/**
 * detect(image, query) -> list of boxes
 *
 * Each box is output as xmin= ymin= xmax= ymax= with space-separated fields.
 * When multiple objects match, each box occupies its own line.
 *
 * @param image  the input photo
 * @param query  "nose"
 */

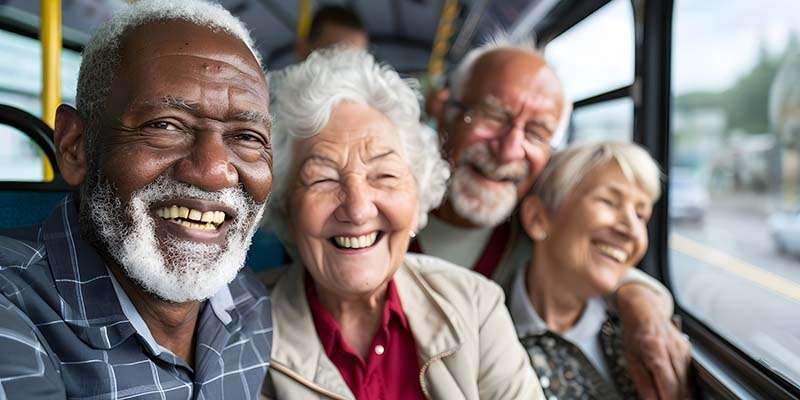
xmin=334 ymin=178 xmax=378 ymax=226
xmin=613 ymin=205 xmax=639 ymax=236
xmin=493 ymin=125 xmax=526 ymax=164
xmin=174 ymin=132 xmax=238 ymax=192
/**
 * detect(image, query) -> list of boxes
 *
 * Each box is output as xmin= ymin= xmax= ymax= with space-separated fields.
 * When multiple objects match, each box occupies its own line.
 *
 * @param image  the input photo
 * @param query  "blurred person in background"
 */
xmin=424 ymin=33 xmax=692 ymax=399
xmin=296 ymin=5 xmax=369 ymax=61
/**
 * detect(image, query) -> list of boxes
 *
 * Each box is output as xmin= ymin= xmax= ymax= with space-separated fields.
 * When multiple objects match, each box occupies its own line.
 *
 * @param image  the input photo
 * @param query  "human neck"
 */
xmin=526 ymin=247 xmax=588 ymax=334
xmin=108 ymin=263 xmax=201 ymax=366
xmin=432 ymin=200 xmax=484 ymax=229
xmin=315 ymin=281 xmax=388 ymax=360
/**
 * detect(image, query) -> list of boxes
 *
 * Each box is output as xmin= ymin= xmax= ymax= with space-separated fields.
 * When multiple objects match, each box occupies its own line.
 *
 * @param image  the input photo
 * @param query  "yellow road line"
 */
xmin=670 ymin=233 xmax=800 ymax=302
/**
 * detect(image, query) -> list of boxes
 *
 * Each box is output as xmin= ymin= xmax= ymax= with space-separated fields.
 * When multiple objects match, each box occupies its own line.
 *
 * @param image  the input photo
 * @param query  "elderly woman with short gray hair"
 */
xmin=511 ymin=141 xmax=691 ymax=399
xmin=261 ymin=49 xmax=543 ymax=400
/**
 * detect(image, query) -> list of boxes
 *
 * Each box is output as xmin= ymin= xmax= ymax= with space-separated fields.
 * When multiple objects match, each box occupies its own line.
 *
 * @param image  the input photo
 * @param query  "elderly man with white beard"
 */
xmin=0 ymin=1 xmax=273 ymax=399
xmin=422 ymin=34 xmax=692 ymax=400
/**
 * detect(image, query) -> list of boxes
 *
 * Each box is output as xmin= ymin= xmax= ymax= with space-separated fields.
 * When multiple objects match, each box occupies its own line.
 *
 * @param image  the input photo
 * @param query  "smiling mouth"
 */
xmin=155 ymin=205 xmax=227 ymax=231
xmin=329 ymin=231 xmax=383 ymax=250
xmin=594 ymin=242 xmax=629 ymax=263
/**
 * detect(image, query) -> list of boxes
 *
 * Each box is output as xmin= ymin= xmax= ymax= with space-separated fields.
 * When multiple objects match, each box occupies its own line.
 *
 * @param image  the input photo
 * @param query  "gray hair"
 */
xmin=267 ymin=49 xmax=451 ymax=249
xmin=76 ymin=0 xmax=262 ymax=154
xmin=533 ymin=140 xmax=662 ymax=212
xmin=447 ymin=31 xmax=572 ymax=147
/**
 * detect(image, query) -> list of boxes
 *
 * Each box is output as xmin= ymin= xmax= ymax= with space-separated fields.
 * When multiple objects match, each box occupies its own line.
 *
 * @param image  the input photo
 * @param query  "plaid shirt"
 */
xmin=0 ymin=195 xmax=272 ymax=399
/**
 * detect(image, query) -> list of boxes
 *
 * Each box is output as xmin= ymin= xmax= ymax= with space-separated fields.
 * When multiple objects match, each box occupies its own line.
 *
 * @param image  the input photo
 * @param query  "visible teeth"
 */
xmin=188 ymin=209 xmax=202 ymax=221
xmin=201 ymin=211 xmax=215 ymax=222
xmin=155 ymin=205 xmax=227 ymax=228
xmin=333 ymin=232 xmax=378 ymax=249
xmin=596 ymin=244 xmax=627 ymax=263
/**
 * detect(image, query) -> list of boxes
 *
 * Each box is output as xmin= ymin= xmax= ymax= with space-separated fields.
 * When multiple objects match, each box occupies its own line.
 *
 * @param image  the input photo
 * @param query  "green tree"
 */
xmin=722 ymin=42 xmax=780 ymax=134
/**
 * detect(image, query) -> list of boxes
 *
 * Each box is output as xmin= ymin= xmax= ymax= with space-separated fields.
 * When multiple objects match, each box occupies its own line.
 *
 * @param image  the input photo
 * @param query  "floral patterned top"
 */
xmin=509 ymin=268 xmax=639 ymax=400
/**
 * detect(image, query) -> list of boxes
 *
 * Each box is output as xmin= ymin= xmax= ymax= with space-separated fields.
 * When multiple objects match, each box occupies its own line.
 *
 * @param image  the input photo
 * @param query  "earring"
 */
xmin=463 ymin=115 xmax=472 ymax=124
xmin=410 ymin=231 xmax=417 ymax=239
xmin=534 ymin=231 xmax=548 ymax=241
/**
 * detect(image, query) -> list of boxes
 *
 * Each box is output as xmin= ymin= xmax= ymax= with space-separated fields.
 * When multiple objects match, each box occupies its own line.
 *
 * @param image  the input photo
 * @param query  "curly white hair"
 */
xmin=76 ymin=0 xmax=262 ymax=153
xmin=267 ymin=49 xmax=451 ymax=250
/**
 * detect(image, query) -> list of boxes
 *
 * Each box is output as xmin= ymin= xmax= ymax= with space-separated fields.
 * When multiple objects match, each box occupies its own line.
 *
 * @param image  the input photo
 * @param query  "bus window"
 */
xmin=545 ymin=0 xmax=634 ymax=102
xmin=570 ymin=97 xmax=633 ymax=143
xmin=544 ymin=0 xmax=634 ymax=143
xmin=670 ymin=0 xmax=800 ymax=385
xmin=0 ymin=29 xmax=80 ymax=181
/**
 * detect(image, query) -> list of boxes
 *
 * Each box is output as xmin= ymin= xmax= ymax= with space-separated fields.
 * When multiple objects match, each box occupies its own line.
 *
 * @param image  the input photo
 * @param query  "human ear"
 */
xmin=53 ymin=104 xmax=88 ymax=187
xmin=520 ymin=194 xmax=550 ymax=241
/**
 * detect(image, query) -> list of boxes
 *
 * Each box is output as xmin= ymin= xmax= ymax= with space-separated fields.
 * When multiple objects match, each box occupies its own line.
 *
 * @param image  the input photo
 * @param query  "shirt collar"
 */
xmin=304 ymin=272 xmax=410 ymax=360
xmin=509 ymin=265 xmax=608 ymax=344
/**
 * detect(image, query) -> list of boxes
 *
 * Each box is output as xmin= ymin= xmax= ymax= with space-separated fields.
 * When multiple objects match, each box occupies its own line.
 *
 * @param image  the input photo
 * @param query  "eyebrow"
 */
xmin=140 ymin=96 xmax=272 ymax=128
xmin=303 ymin=154 xmax=339 ymax=167
xmin=232 ymin=110 xmax=273 ymax=129
xmin=368 ymin=150 xmax=398 ymax=162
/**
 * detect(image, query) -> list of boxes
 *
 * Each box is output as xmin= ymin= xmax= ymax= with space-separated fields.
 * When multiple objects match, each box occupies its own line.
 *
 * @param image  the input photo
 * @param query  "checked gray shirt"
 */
xmin=0 ymin=196 xmax=273 ymax=399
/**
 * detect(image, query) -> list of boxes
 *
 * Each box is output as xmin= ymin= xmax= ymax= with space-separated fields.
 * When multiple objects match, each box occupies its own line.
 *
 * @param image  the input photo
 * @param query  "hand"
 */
xmin=616 ymin=284 xmax=693 ymax=400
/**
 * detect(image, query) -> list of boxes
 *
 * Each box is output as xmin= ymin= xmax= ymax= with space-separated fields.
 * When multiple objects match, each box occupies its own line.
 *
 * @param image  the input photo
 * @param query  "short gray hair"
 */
xmin=533 ymin=140 xmax=662 ymax=212
xmin=267 ymin=49 xmax=450 ymax=249
xmin=76 ymin=0 xmax=262 ymax=154
xmin=447 ymin=31 xmax=572 ymax=147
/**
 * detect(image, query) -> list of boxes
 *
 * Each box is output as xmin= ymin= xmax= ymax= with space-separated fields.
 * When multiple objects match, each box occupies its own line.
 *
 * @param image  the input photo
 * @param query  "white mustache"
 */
xmin=460 ymin=143 xmax=529 ymax=182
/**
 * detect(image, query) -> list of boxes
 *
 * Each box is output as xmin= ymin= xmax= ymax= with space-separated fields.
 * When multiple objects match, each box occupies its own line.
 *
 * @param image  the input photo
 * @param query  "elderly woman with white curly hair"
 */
xmin=260 ymin=49 xmax=544 ymax=400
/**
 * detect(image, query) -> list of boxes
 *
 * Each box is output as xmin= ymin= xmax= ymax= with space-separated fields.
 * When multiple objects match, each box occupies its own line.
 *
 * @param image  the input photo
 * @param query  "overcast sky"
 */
xmin=543 ymin=0 xmax=800 ymax=101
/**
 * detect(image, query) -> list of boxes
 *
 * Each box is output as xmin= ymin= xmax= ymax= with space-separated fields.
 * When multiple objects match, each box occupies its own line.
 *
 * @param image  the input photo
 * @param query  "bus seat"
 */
xmin=246 ymin=227 xmax=288 ymax=272
xmin=0 ymin=104 xmax=72 ymax=230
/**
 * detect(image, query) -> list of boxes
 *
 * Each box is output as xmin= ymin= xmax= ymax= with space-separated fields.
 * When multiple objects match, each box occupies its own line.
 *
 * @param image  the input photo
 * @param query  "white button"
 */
xmin=540 ymin=376 xmax=550 ymax=388
xmin=375 ymin=345 xmax=385 ymax=355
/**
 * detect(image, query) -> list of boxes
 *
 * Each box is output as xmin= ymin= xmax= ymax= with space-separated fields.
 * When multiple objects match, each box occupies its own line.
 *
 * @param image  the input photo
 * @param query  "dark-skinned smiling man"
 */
xmin=0 ymin=1 xmax=273 ymax=398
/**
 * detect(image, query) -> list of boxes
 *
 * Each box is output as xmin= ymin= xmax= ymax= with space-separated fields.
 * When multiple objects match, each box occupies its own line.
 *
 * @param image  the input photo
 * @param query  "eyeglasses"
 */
xmin=447 ymin=99 xmax=556 ymax=152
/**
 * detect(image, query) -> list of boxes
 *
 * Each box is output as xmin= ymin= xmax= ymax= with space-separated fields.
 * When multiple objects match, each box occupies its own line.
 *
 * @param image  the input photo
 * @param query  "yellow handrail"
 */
xmin=427 ymin=0 xmax=460 ymax=84
xmin=297 ymin=0 xmax=311 ymax=39
xmin=40 ymin=0 xmax=61 ymax=182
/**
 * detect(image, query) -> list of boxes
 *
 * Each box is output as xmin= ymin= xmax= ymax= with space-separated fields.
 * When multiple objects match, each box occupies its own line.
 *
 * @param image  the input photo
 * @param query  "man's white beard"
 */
xmin=87 ymin=175 xmax=265 ymax=303
xmin=449 ymin=143 xmax=529 ymax=227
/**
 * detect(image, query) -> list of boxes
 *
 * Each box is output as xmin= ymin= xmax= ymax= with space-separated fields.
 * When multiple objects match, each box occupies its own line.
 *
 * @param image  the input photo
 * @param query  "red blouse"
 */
xmin=305 ymin=275 xmax=425 ymax=400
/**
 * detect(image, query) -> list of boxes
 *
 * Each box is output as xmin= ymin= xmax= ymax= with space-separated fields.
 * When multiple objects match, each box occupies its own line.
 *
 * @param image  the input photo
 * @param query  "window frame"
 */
xmin=536 ymin=0 xmax=800 ymax=397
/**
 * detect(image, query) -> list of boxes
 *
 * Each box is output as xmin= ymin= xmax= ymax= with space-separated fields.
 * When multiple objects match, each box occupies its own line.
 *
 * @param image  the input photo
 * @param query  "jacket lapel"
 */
xmin=270 ymin=264 xmax=354 ymax=399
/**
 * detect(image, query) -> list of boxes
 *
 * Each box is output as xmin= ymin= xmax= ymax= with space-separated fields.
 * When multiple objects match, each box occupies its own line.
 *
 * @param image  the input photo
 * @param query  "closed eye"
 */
xmin=312 ymin=178 xmax=337 ymax=185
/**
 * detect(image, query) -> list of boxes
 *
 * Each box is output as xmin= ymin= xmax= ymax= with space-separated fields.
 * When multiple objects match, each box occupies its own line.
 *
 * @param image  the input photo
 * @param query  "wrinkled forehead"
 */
xmin=464 ymin=50 xmax=564 ymax=113
xmin=295 ymin=103 xmax=406 ymax=164
xmin=118 ymin=20 xmax=265 ymax=85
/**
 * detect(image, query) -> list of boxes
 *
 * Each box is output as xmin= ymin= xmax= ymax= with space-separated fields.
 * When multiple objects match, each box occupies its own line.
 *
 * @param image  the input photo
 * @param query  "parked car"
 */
xmin=669 ymin=168 xmax=710 ymax=224
xmin=768 ymin=209 xmax=800 ymax=255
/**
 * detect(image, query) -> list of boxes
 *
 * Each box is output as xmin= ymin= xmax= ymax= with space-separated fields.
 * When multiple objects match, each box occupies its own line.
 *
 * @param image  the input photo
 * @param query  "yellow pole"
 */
xmin=40 ymin=0 xmax=60 ymax=181
xmin=427 ymin=0 xmax=460 ymax=84
xmin=297 ymin=0 xmax=311 ymax=39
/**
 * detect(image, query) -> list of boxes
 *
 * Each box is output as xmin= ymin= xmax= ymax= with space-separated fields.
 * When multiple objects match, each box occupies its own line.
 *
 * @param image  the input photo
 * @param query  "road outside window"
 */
xmin=670 ymin=0 xmax=800 ymax=385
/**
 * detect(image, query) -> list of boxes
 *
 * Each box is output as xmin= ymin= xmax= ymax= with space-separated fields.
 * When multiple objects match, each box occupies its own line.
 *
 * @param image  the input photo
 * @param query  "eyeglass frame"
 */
xmin=445 ymin=98 xmax=557 ymax=153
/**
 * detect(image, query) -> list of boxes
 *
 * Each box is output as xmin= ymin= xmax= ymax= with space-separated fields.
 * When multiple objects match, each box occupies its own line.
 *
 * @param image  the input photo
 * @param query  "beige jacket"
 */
xmin=262 ymin=253 xmax=544 ymax=400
